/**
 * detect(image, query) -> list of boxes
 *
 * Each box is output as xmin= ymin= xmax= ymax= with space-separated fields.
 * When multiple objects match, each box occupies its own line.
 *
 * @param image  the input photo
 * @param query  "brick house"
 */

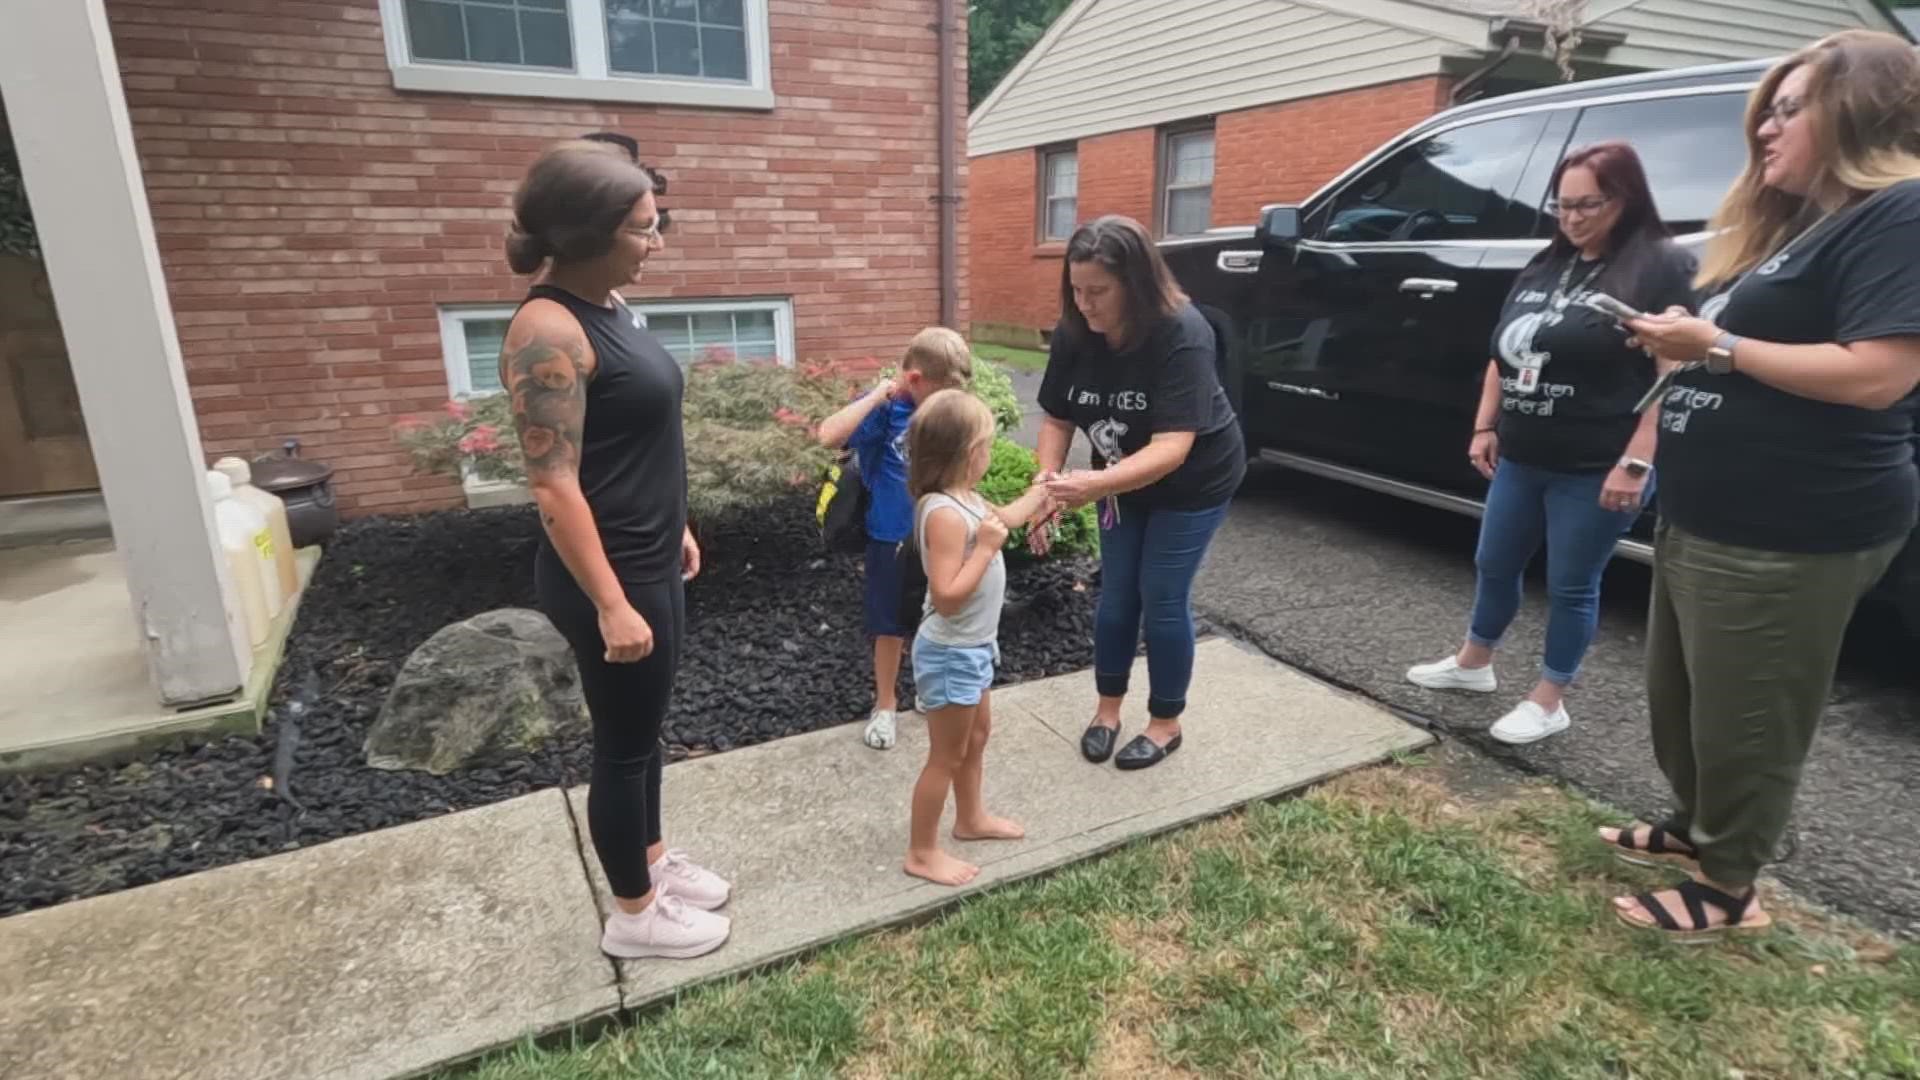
xmin=967 ymin=0 xmax=1910 ymax=344
xmin=0 ymin=0 xmax=966 ymax=758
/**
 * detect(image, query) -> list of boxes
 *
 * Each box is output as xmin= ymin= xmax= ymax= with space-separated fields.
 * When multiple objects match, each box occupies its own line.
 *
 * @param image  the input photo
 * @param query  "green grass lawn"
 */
xmin=974 ymin=343 xmax=1048 ymax=375
xmin=450 ymin=761 xmax=1919 ymax=1080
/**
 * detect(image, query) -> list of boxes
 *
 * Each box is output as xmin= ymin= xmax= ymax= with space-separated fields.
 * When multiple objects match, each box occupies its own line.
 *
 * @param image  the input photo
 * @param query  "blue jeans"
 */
xmin=1469 ymin=458 xmax=1651 ymax=686
xmin=1095 ymin=500 xmax=1232 ymax=719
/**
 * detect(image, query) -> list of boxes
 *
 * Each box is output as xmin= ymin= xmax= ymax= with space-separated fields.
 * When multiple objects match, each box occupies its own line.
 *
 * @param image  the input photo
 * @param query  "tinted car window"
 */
xmin=1565 ymin=92 xmax=1750 ymax=232
xmin=1318 ymin=115 xmax=1547 ymax=243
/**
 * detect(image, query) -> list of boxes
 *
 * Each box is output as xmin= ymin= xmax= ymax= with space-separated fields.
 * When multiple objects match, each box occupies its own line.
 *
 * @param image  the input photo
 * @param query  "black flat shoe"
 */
xmin=1081 ymin=721 xmax=1120 ymax=764
xmin=1115 ymin=732 xmax=1182 ymax=771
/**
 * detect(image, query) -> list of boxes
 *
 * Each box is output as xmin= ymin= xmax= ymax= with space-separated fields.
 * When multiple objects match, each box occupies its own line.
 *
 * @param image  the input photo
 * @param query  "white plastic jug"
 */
xmin=208 ymin=470 xmax=274 ymax=647
xmin=214 ymin=456 xmax=298 ymax=603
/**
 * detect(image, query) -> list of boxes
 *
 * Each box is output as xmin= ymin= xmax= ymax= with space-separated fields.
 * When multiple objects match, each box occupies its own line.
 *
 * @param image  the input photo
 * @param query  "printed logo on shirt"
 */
xmin=1756 ymin=252 xmax=1793 ymax=277
xmin=891 ymin=428 xmax=910 ymax=466
xmin=1495 ymin=312 xmax=1577 ymax=409
xmin=1700 ymin=292 xmax=1732 ymax=322
xmin=1088 ymin=418 xmax=1130 ymax=466
xmin=1660 ymin=384 xmax=1725 ymax=435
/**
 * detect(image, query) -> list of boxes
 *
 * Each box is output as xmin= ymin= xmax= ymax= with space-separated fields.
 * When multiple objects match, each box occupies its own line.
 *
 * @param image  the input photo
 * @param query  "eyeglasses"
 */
xmin=1758 ymin=95 xmax=1807 ymax=128
xmin=1546 ymin=195 xmax=1613 ymax=219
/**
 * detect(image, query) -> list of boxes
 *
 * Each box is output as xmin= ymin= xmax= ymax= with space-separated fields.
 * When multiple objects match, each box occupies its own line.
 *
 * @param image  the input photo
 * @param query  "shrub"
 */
xmin=976 ymin=437 xmax=1099 ymax=561
xmin=398 ymin=360 xmax=840 ymax=523
xmin=970 ymin=359 xmax=1024 ymax=436
xmin=395 ymin=398 xmax=523 ymax=484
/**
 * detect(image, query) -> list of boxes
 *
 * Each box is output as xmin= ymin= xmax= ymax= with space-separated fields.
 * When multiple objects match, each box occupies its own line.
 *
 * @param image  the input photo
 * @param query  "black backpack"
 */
xmin=895 ymin=530 xmax=930 ymax=630
xmin=818 ymin=449 xmax=870 ymax=555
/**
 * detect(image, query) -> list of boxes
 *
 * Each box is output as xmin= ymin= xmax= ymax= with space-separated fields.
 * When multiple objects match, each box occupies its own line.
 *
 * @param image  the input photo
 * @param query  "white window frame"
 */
xmin=439 ymin=304 xmax=518 ymax=398
xmin=1039 ymin=146 xmax=1078 ymax=243
xmin=377 ymin=0 xmax=775 ymax=111
xmin=639 ymin=297 xmax=794 ymax=368
xmin=437 ymin=296 xmax=795 ymax=398
xmin=1159 ymin=124 xmax=1216 ymax=239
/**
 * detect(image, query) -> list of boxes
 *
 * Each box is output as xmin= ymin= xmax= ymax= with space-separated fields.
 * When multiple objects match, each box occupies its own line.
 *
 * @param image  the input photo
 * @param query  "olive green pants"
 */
xmin=1646 ymin=522 xmax=1903 ymax=888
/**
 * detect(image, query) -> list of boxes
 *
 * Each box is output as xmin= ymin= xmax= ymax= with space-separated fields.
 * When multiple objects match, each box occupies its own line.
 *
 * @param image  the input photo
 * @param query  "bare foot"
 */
xmin=904 ymin=848 xmax=979 ymax=886
xmin=953 ymin=815 xmax=1026 ymax=842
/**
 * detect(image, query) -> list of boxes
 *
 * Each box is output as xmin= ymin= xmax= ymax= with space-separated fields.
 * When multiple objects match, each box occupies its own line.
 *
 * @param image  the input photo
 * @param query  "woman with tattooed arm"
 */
xmin=501 ymin=141 xmax=731 ymax=962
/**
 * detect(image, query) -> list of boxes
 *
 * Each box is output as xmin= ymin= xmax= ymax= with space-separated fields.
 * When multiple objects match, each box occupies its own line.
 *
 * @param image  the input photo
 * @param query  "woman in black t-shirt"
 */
xmin=1617 ymin=31 xmax=1920 ymax=941
xmin=1407 ymin=142 xmax=1696 ymax=746
xmin=1034 ymin=216 xmax=1247 ymax=772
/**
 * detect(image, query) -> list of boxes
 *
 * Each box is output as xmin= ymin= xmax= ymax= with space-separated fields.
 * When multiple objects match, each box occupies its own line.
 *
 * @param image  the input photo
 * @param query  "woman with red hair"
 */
xmin=1406 ymin=141 xmax=1697 ymax=745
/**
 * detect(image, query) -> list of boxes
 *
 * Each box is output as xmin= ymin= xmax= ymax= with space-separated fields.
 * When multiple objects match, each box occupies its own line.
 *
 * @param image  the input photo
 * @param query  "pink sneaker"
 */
xmin=600 ymin=894 xmax=730 ymax=960
xmin=653 ymin=849 xmax=732 ymax=911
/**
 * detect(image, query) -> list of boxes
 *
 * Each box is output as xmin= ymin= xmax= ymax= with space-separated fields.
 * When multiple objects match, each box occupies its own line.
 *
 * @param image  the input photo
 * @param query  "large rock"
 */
xmin=366 ymin=609 xmax=587 ymax=775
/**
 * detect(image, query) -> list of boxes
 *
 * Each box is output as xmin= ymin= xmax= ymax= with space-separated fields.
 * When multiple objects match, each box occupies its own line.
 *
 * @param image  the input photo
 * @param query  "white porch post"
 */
xmin=0 ymin=0 xmax=249 ymax=705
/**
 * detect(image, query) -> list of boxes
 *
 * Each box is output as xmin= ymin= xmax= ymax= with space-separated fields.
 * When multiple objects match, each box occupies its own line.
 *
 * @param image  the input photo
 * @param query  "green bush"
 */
xmin=976 ymin=437 xmax=1098 ymax=561
xmin=399 ymin=360 xmax=838 ymax=523
xmin=970 ymin=359 xmax=1024 ymax=436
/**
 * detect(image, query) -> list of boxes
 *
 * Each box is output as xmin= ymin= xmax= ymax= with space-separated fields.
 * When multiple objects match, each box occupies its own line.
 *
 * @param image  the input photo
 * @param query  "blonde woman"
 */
xmin=1614 ymin=31 xmax=1920 ymax=940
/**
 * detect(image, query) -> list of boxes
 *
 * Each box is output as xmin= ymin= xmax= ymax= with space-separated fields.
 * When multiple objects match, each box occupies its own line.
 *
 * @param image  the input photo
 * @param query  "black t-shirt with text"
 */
xmin=1038 ymin=303 xmax=1246 ymax=510
xmin=1657 ymin=179 xmax=1920 ymax=554
xmin=1489 ymin=242 xmax=1698 ymax=472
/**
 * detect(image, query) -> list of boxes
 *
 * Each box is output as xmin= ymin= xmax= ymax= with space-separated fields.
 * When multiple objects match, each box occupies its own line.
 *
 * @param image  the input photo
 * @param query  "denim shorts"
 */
xmin=912 ymin=635 xmax=998 ymax=712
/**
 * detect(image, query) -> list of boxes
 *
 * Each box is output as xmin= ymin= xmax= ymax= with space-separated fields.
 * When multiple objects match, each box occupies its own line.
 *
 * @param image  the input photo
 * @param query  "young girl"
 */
xmin=903 ymin=389 xmax=1053 ymax=886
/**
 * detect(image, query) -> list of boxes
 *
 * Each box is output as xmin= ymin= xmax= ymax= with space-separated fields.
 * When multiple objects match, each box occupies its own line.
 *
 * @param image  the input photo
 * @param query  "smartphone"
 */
xmin=1584 ymin=292 xmax=1644 ymax=322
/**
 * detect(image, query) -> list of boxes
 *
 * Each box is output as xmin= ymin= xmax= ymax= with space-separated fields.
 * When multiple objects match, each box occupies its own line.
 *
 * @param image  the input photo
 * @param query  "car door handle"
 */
xmin=1400 ymin=277 xmax=1458 ymax=297
xmin=1217 ymin=250 xmax=1263 ymax=274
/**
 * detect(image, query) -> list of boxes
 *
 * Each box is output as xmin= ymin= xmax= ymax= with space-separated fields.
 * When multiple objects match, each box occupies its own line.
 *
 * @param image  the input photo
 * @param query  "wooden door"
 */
xmin=0 ymin=253 xmax=96 ymax=497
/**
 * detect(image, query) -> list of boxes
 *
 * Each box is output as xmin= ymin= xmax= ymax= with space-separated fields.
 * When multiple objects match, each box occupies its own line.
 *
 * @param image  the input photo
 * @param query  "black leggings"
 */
xmin=536 ymin=546 xmax=685 ymax=900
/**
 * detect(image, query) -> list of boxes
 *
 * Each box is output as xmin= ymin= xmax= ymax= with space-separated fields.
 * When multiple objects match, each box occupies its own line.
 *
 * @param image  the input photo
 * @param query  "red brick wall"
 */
xmin=969 ymin=76 xmax=1448 ymax=339
xmin=1213 ymin=76 xmax=1450 ymax=223
xmin=104 ymin=0 xmax=968 ymax=513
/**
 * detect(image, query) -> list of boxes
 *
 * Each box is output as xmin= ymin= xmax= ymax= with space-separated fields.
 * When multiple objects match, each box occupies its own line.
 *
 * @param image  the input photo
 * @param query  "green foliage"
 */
xmin=680 ymin=361 xmax=839 ymax=521
xmin=970 ymin=358 xmax=1024 ymax=435
xmin=976 ymin=437 xmax=1098 ymax=561
xmin=394 ymin=397 xmax=523 ymax=484
xmin=398 ymin=361 xmax=843 ymax=522
xmin=0 ymin=133 xmax=40 ymax=259
xmin=969 ymin=0 xmax=1076 ymax=108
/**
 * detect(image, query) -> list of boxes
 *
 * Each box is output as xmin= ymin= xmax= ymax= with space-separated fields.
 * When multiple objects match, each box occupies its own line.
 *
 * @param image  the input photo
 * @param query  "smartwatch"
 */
xmin=1705 ymin=332 xmax=1741 ymax=375
xmin=1619 ymin=456 xmax=1653 ymax=479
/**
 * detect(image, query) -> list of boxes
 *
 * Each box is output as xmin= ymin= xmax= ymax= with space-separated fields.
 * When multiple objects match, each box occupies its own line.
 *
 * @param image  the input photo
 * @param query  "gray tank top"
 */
xmin=915 ymin=492 xmax=1005 ymax=648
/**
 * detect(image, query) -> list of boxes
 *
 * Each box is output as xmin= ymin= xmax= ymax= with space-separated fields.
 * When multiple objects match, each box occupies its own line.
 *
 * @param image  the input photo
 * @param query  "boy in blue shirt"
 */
xmin=817 ymin=328 xmax=975 ymax=749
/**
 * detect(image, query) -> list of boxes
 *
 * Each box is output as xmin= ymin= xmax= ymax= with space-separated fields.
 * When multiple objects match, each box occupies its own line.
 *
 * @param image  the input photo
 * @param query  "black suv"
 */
xmin=1165 ymin=58 xmax=1920 ymax=635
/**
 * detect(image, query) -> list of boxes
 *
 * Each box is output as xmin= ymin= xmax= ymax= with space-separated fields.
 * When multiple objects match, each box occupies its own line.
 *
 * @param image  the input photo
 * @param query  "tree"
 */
xmin=969 ymin=0 xmax=1074 ymax=108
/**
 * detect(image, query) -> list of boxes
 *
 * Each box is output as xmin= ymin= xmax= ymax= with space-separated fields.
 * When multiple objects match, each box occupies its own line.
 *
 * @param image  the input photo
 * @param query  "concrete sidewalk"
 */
xmin=0 ymin=639 xmax=1428 ymax=1080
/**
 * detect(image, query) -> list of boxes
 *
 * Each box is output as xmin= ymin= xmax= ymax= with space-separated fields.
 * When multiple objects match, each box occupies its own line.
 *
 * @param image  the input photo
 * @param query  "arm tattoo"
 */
xmin=503 ymin=330 xmax=589 ymax=479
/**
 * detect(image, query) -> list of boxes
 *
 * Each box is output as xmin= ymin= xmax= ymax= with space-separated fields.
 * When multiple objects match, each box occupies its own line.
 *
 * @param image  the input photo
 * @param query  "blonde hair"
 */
xmin=1698 ymin=30 xmax=1920 ymax=288
xmin=902 ymin=327 xmax=973 ymax=390
xmin=907 ymin=389 xmax=994 ymax=500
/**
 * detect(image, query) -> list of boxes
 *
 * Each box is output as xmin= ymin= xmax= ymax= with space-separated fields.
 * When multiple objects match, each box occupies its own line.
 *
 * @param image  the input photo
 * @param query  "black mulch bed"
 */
xmin=0 ymin=496 xmax=1098 ymax=917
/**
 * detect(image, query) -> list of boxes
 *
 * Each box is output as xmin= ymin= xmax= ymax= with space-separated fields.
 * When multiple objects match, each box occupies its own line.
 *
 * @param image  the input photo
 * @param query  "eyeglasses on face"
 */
xmin=1546 ymin=195 xmax=1613 ymax=219
xmin=1758 ymin=95 xmax=1807 ymax=128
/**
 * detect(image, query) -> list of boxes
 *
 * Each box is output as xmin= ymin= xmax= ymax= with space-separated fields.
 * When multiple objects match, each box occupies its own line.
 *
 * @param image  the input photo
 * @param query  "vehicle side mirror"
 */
xmin=1256 ymin=205 xmax=1302 ymax=248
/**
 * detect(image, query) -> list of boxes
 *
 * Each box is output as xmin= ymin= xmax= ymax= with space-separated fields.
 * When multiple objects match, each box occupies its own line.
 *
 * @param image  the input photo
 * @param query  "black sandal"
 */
xmin=1615 ymin=879 xmax=1773 ymax=943
xmin=1602 ymin=821 xmax=1700 ymax=870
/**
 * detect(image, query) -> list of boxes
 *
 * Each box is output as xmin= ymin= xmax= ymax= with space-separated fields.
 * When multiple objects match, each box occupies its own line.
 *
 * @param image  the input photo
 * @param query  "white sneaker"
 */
xmin=653 ymin=849 xmax=731 ymax=911
xmin=1406 ymin=656 xmax=1498 ymax=693
xmin=1490 ymin=700 xmax=1571 ymax=745
xmin=600 ymin=894 xmax=731 ymax=960
xmin=863 ymin=708 xmax=898 ymax=750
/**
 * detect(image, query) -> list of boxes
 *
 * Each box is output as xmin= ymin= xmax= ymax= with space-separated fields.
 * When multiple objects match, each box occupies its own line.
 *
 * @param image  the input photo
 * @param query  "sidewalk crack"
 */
xmin=555 ymin=787 xmax=621 ymax=991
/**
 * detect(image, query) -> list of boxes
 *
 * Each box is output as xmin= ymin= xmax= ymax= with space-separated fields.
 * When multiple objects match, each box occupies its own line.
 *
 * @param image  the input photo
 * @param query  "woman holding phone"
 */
xmin=1405 ymin=141 xmax=1697 ymax=745
xmin=1613 ymin=31 xmax=1920 ymax=940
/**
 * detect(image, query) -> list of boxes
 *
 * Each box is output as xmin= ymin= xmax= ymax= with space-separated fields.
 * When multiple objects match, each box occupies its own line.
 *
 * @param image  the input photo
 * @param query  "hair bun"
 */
xmin=504 ymin=225 xmax=552 ymax=275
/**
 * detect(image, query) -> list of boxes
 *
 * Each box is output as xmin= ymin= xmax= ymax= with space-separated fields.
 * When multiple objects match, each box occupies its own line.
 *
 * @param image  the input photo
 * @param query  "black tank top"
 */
xmin=523 ymin=285 xmax=687 ymax=583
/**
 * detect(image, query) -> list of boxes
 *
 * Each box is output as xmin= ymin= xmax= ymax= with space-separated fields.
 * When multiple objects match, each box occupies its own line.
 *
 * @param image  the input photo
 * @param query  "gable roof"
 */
xmin=968 ymin=0 xmax=1910 ymax=158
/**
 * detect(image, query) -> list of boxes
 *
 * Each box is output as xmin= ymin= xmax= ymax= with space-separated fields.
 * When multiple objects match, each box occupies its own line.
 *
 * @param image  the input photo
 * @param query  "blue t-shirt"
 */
xmin=849 ymin=396 xmax=915 ymax=543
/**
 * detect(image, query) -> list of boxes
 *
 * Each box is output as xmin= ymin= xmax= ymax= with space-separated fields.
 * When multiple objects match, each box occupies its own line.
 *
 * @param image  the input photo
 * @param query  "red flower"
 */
xmin=772 ymin=406 xmax=807 ymax=428
xmin=459 ymin=424 xmax=501 ymax=455
xmin=445 ymin=400 xmax=472 ymax=421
